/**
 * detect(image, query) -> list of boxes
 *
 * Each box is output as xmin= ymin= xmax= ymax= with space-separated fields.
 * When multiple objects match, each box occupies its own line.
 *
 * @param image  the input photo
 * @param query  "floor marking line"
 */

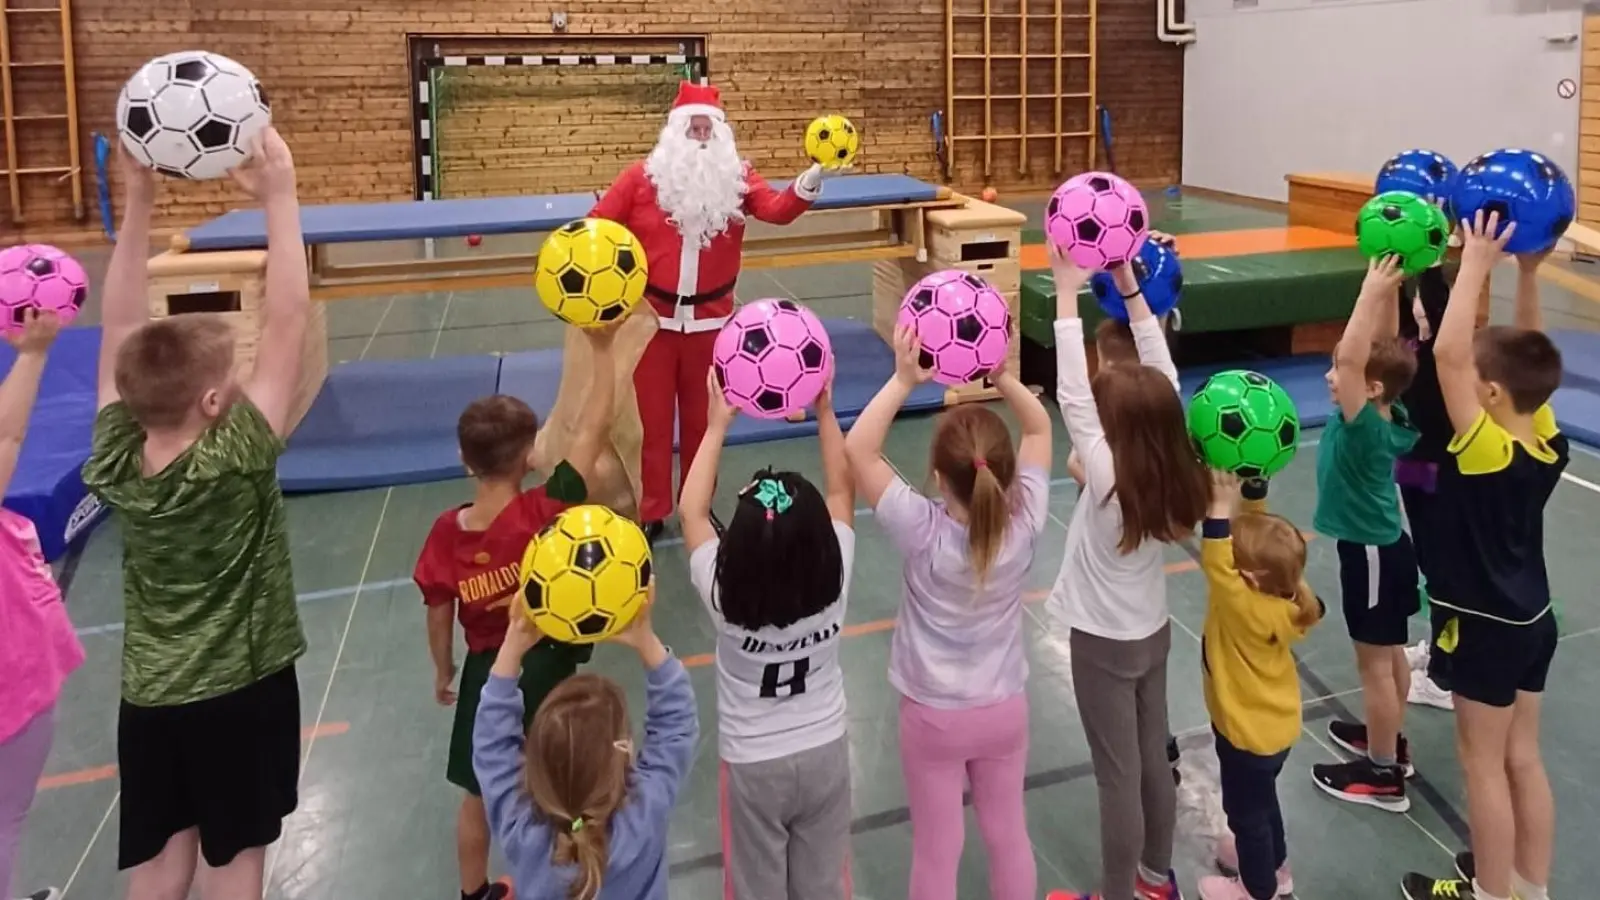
xmin=59 ymin=789 xmax=118 ymax=899
xmin=38 ymin=722 xmax=353 ymax=792
xmin=73 ymin=577 xmax=417 ymax=639
xmin=357 ymin=295 xmax=397 ymax=362
xmin=262 ymin=486 xmax=394 ymax=896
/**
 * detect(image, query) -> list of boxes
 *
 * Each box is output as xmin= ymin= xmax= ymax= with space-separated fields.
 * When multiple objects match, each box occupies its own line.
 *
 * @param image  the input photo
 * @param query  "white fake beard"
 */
xmin=644 ymin=115 xmax=747 ymax=250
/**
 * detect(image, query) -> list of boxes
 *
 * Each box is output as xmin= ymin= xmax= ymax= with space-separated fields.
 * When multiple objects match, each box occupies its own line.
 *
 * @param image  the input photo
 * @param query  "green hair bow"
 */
xmin=750 ymin=478 xmax=794 ymax=516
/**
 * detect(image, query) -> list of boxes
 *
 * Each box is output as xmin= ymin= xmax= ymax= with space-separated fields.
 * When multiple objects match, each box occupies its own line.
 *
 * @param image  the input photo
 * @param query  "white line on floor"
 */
xmin=261 ymin=485 xmax=394 ymax=896
xmin=59 ymin=787 xmax=118 ymax=899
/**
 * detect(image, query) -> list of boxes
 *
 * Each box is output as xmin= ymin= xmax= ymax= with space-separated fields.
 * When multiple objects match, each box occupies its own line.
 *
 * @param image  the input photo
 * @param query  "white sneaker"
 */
xmin=1403 ymin=639 xmax=1431 ymax=671
xmin=18 ymin=890 xmax=64 ymax=900
xmin=1408 ymin=674 xmax=1454 ymax=710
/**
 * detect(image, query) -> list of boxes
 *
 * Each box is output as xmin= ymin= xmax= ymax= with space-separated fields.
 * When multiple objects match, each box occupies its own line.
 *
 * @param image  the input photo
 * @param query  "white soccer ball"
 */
xmin=116 ymin=51 xmax=271 ymax=181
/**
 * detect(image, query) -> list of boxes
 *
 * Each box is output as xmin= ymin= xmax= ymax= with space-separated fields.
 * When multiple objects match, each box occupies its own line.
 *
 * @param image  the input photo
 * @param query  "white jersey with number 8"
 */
xmin=689 ymin=521 xmax=855 ymax=764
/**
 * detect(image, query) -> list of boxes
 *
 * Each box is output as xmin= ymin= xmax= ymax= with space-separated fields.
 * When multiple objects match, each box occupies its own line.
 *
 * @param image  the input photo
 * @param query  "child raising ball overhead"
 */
xmin=473 ymin=587 xmax=698 ymax=900
xmin=680 ymin=367 xmax=856 ymax=900
xmin=845 ymin=325 xmax=1054 ymax=900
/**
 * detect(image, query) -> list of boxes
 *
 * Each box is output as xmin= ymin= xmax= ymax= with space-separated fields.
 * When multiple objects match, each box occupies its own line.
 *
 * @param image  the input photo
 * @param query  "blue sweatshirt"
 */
xmin=473 ymin=654 xmax=700 ymax=900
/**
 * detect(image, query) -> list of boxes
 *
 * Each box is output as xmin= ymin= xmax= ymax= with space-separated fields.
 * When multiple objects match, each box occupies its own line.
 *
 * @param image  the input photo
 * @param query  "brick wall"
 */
xmin=0 ymin=0 xmax=1183 ymax=240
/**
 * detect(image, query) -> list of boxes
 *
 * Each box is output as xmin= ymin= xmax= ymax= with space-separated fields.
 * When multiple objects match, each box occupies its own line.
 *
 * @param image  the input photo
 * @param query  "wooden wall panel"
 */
xmin=0 ymin=0 xmax=1186 ymax=241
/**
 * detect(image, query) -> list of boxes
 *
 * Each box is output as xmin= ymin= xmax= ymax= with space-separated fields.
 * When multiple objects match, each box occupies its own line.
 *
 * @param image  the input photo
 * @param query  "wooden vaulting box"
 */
xmin=144 ymin=249 xmax=328 ymax=433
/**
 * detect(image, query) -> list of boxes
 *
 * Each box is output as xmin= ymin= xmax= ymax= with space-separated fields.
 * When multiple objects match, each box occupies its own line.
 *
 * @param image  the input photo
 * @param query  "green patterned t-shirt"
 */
xmin=82 ymin=400 xmax=306 ymax=707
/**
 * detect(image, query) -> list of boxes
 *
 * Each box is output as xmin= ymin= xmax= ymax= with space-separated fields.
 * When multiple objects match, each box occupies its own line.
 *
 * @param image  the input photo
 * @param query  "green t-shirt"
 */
xmin=82 ymin=400 xmax=305 ymax=707
xmin=1313 ymin=401 xmax=1420 ymax=546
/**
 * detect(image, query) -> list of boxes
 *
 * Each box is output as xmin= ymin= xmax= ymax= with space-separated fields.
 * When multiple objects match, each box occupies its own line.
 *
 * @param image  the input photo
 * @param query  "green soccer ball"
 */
xmin=1187 ymin=370 xmax=1302 ymax=479
xmin=1355 ymin=190 xmax=1451 ymax=276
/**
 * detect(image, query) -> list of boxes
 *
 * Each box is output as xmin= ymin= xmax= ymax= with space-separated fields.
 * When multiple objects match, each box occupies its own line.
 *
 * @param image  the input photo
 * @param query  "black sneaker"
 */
xmin=1454 ymin=851 xmax=1474 ymax=882
xmin=1401 ymin=873 xmax=1474 ymax=899
xmin=1325 ymin=720 xmax=1415 ymax=777
xmin=22 ymin=890 xmax=64 ymax=900
xmin=1311 ymin=758 xmax=1410 ymax=811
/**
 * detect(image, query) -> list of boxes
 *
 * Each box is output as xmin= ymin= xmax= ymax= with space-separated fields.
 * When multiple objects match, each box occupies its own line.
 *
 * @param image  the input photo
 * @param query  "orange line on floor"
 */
xmin=36 ymin=721 xmax=350 ymax=792
xmin=1018 ymin=225 xmax=1354 ymax=272
xmin=678 ymin=558 xmax=1202 ymax=670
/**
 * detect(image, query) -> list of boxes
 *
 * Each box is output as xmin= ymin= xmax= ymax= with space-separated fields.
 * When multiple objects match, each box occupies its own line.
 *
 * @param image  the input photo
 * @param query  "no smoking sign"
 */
xmin=1558 ymin=78 xmax=1577 ymax=99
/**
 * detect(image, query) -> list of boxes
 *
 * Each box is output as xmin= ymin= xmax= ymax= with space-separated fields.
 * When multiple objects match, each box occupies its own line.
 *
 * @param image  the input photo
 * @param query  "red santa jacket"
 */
xmin=590 ymin=161 xmax=816 ymax=333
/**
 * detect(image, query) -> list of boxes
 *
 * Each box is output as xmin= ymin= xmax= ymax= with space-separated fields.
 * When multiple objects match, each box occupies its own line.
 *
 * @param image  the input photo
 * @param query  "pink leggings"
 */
xmin=898 ymin=693 xmax=1036 ymax=900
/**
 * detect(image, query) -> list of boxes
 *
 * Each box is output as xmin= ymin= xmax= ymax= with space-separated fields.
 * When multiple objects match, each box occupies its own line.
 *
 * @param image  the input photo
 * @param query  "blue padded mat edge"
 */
xmin=282 ymin=318 xmax=944 ymax=493
xmin=186 ymin=174 xmax=944 ymax=251
xmin=0 ymin=327 xmax=109 ymax=561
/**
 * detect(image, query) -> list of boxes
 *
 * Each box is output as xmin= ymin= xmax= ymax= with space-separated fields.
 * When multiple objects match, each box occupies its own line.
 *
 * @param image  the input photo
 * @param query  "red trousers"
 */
xmin=634 ymin=327 xmax=717 ymax=523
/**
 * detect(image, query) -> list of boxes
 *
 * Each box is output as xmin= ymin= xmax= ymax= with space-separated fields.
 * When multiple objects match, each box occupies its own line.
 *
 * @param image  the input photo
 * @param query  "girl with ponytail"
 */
xmin=844 ymin=325 xmax=1054 ymax=900
xmin=472 ymin=589 xmax=697 ymax=900
xmin=679 ymin=368 xmax=856 ymax=900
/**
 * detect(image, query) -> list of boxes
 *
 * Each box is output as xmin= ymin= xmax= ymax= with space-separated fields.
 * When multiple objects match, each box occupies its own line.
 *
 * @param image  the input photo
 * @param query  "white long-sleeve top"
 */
xmin=1047 ymin=314 xmax=1183 ymax=640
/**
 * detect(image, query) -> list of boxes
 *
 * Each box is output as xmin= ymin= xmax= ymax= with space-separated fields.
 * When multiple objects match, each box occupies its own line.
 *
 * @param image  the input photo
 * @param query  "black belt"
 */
xmin=646 ymin=280 xmax=737 ymax=307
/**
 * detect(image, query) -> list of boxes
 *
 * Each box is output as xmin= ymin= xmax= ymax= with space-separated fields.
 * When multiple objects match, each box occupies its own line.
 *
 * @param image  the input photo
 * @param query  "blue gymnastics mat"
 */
xmin=1178 ymin=355 xmax=1335 ymax=430
xmin=185 ymin=174 xmax=945 ymax=251
xmin=0 ymin=327 xmax=108 ymax=561
xmin=1549 ymin=329 xmax=1600 ymax=448
xmin=278 ymin=354 xmax=501 ymax=492
xmin=289 ymin=318 xmax=944 ymax=493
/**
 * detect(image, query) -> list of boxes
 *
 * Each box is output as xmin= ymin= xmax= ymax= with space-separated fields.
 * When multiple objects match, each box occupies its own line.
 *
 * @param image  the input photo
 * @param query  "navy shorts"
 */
xmin=1444 ymin=610 xmax=1559 ymax=708
xmin=1336 ymin=535 xmax=1420 ymax=647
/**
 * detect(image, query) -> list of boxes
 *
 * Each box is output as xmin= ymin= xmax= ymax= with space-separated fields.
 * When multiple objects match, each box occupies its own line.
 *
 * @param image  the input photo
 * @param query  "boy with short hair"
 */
xmin=1401 ymin=211 xmax=1566 ymax=900
xmin=1307 ymin=256 xmax=1423 ymax=812
xmin=81 ymin=130 xmax=311 ymax=899
xmin=413 ymin=324 xmax=620 ymax=900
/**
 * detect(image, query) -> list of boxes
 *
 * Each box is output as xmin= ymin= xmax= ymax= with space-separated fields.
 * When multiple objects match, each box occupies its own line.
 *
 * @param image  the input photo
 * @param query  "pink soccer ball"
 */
xmin=896 ymin=270 xmax=1011 ymax=387
xmin=0 ymin=244 xmax=88 ymax=336
xmin=713 ymin=299 xmax=833 ymax=419
xmin=1044 ymin=172 xmax=1150 ymax=270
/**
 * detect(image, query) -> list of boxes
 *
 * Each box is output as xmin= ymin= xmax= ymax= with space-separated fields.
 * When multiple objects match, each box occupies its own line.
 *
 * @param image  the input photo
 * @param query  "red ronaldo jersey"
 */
xmin=414 ymin=487 xmax=570 ymax=653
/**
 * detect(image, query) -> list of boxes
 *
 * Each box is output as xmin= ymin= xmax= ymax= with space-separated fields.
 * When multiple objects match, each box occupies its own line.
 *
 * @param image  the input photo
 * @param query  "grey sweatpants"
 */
xmin=720 ymin=735 xmax=852 ymax=900
xmin=1070 ymin=624 xmax=1177 ymax=900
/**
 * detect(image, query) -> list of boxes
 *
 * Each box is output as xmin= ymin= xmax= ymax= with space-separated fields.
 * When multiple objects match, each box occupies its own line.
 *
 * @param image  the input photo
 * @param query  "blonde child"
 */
xmin=1046 ymin=249 xmax=1210 ymax=900
xmin=843 ymin=327 xmax=1053 ymax=900
xmin=1198 ymin=471 xmax=1324 ymax=900
xmin=680 ymin=371 xmax=855 ymax=900
xmin=0 ymin=312 xmax=83 ymax=900
xmin=472 ymin=592 xmax=697 ymax=900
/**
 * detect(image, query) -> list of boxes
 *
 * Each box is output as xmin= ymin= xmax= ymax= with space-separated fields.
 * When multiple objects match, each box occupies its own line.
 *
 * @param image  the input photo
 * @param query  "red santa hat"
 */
xmin=669 ymin=81 xmax=725 ymax=122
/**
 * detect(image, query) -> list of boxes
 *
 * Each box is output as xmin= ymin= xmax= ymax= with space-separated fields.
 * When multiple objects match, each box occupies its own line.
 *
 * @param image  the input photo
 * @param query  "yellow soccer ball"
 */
xmin=518 ymin=504 xmax=652 ymax=644
xmin=534 ymin=218 xmax=649 ymax=328
xmin=804 ymin=114 xmax=859 ymax=169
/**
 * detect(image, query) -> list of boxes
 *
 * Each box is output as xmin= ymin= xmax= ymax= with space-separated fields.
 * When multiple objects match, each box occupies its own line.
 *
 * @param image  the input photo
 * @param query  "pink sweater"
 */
xmin=0 ymin=508 xmax=83 ymax=743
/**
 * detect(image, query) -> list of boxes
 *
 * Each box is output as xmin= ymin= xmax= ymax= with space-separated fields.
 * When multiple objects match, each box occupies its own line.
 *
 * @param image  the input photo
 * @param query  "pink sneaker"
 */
xmin=1212 ymin=834 xmax=1293 ymax=896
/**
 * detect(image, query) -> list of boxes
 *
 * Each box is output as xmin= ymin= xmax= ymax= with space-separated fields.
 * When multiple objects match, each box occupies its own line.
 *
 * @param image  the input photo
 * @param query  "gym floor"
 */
xmin=16 ymin=194 xmax=1600 ymax=899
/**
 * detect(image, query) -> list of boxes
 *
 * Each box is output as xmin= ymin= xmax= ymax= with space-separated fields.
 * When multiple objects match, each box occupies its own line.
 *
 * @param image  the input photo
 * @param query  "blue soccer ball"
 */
xmin=1090 ymin=238 xmax=1183 ymax=321
xmin=1376 ymin=149 xmax=1457 ymax=218
xmin=1451 ymin=148 xmax=1574 ymax=254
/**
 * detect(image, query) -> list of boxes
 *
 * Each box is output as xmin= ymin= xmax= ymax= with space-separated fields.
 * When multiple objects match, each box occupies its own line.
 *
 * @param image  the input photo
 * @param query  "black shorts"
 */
xmin=448 ymin=644 xmax=587 ymax=795
xmin=1440 ymin=610 xmax=1559 ymax=708
xmin=1398 ymin=480 xmax=1444 ymax=596
xmin=1336 ymin=535 xmax=1420 ymax=647
xmin=117 ymin=665 xmax=300 ymax=870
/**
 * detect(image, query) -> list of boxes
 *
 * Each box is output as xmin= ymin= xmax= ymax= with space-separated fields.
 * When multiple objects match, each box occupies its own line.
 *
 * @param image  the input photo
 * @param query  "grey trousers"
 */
xmin=1070 ymin=624 xmax=1177 ymax=900
xmin=720 ymin=735 xmax=853 ymax=900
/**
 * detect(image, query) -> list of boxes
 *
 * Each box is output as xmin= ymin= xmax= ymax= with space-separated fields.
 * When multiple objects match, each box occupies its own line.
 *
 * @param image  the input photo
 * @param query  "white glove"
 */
xmin=797 ymin=163 xmax=826 ymax=195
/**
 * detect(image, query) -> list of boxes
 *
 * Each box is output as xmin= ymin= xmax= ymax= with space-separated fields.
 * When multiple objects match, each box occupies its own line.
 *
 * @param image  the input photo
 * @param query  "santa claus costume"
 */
xmin=591 ymin=82 xmax=825 ymax=536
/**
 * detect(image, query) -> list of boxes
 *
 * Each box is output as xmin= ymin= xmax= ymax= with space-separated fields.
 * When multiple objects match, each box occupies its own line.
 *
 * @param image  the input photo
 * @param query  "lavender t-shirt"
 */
xmin=876 ymin=465 xmax=1051 ymax=709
